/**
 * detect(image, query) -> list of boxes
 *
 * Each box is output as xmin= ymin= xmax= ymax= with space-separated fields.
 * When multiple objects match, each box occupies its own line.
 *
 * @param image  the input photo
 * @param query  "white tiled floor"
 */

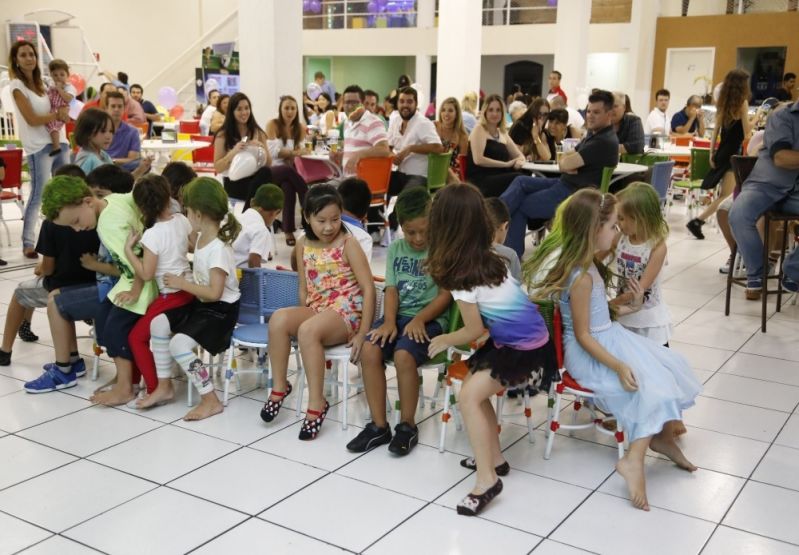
xmin=1 ymin=207 xmax=799 ymax=554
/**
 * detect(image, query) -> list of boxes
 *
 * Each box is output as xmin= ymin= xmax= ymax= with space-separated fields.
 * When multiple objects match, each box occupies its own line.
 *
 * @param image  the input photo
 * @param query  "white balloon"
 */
xmin=228 ymin=146 xmax=267 ymax=180
xmin=204 ymin=79 xmax=220 ymax=94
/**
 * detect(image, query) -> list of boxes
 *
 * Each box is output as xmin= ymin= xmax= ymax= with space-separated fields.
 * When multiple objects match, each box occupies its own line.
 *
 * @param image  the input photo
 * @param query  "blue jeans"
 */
xmin=499 ymin=176 xmax=573 ymax=258
xmin=729 ymin=183 xmax=799 ymax=283
xmin=24 ymin=143 xmax=66 ymax=249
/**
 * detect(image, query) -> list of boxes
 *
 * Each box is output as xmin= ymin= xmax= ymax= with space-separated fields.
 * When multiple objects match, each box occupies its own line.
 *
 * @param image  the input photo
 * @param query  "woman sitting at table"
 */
xmin=544 ymin=108 xmax=581 ymax=154
xmin=434 ymin=97 xmax=469 ymax=183
xmin=209 ymin=94 xmax=229 ymax=136
xmin=213 ymin=92 xmax=272 ymax=210
xmin=315 ymin=93 xmax=340 ymax=136
xmin=509 ymin=98 xmax=551 ymax=161
xmin=266 ymin=95 xmax=309 ymax=246
xmin=466 ymin=94 xmax=526 ymax=197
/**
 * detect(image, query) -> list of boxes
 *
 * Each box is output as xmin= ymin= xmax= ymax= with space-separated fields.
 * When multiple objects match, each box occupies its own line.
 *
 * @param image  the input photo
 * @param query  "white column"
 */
xmin=626 ymin=0 xmax=660 ymax=117
xmin=414 ymin=0 xmax=435 ymax=106
xmin=554 ymin=0 xmax=590 ymax=106
xmin=436 ymin=0 xmax=482 ymax=110
xmin=238 ymin=0 xmax=303 ymax=126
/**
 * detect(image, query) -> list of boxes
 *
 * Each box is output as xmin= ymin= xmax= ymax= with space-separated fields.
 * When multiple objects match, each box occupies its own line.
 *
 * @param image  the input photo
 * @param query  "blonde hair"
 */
xmin=461 ymin=91 xmax=478 ymax=115
xmin=616 ymin=182 xmax=669 ymax=245
xmin=479 ymin=94 xmax=508 ymax=133
xmin=437 ymin=97 xmax=467 ymax=143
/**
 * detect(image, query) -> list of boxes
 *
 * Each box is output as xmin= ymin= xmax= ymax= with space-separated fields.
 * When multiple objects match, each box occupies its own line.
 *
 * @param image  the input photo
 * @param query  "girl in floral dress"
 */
xmin=262 ymin=184 xmax=375 ymax=440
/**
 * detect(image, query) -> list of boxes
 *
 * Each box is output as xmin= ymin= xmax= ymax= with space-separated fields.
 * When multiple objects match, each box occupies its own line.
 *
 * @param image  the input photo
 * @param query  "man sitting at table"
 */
xmin=775 ymin=73 xmax=796 ymax=102
xmin=106 ymin=91 xmax=142 ymax=172
xmin=130 ymin=83 xmax=161 ymax=137
xmin=119 ymin=85 xmax=146 ymax=126
xmin=645 ymin=89 xmax=671 ymax=135
xmin=671 ymin=95 xmax=706 ymax=137
xmin=549 ymin=95 xmax=585 ymax=137
xmin=387 ymin=87 xmax=444 ymax=200
xmin=611 ymin=91 xmax=644 ymax=155
xmin=729 ymin=100 xmax=799 ymax=300
xmin=82 ymin=82 xmax=117 ymax=113
xmin=334 ymin=84 xmax=390 ymax=177
xmin=499 ymin=89 xmax=619 ymax=258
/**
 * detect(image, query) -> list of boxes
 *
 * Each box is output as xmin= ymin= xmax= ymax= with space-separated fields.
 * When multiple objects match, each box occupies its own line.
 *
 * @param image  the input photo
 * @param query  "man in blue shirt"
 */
xmin=729 ymin=101 xmax=799 ymax=299
xmin=671 ymin=95 xmax=706 ymax=137
xmin=105 ymin=92 xmax=141 ymax=172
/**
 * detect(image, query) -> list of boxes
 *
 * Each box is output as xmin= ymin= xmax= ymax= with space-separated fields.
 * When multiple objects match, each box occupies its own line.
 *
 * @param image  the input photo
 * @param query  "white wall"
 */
xmin=480 ymin=54 xmax=554 ymax=97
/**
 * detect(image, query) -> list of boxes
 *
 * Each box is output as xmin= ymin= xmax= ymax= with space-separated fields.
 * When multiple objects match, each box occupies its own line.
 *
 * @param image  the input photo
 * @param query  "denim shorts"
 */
xmin=54 ymin=283 xmax=102 ymax=322
xmin=14 ymin=278 xmax=48 ymax=309
xmin=94 ymin=299 xmax=141 ymax=360
xmin=372 ymin=315 xmax=444 ymax=367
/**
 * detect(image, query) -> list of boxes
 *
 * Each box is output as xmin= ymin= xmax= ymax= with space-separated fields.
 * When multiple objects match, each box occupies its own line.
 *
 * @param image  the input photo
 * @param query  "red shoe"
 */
xmin=298 ymin=400 xmax=330 ymax=440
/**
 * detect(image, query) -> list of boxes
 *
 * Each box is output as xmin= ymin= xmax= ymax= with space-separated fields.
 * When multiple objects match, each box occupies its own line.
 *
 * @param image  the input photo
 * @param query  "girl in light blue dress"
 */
xmin=526 ymin=189 xmax=701 ymax=511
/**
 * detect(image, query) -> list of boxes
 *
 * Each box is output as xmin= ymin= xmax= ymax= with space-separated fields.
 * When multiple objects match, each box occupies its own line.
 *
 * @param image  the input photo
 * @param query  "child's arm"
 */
xmin=427 ymin=300 xmax=484 ymax=358
xmin=296 ymin=239 xmax=308 ymax=306
xmin=164 ymin=268 xmax=225 ymax=302
xmin=38 ymin=255 xmax=56 ymax=277
xmin=123 ymin=231 xmax=158 ymax=282
xmin=55 ymin=83 xmax=74 ymax=103
xmin=611 ymin=241 xmax=666 ymax=307
xmin=80 ymin=253 xmax=121 ymax=277
xmin=344 ymin=237 xmax=375 ymax=363
xmin=116 ymin=275 xmax=144 ymax=306
xmin=367 ymin=286 xmax=399 ymax=347
xmin=402 ymin=289 xmax=453 ymax=343
xmin=570 ymin=273 xmax=638 ymax=392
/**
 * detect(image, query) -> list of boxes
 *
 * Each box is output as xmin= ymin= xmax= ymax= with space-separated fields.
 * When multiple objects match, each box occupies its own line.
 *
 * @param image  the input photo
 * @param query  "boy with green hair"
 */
xmin=233 ymin=183 xmax=284 ymax=268
xmin=40 ymin=175 xmax=158 ymax=405
xmin=347 ymin=186 xmax=451 ymax=456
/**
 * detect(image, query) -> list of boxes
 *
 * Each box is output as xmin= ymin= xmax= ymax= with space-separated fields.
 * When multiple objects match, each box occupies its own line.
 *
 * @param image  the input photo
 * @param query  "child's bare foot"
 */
xmin=90 ymin=386 xmax=135 ymax=406
xmin=94 ymin=376 xmax=118 ymax=394
xmin=650 ymin=434 xmax=697 ymax=472
xmin=616 ymin=455 xmax=649 ymax=511
xmin=183 ymin=394 xmax=223 ymax=421
xmin=672 ymin=421 xmax=688 ymax=437
xmin=135 ymin=381 xmax=174 ymax=409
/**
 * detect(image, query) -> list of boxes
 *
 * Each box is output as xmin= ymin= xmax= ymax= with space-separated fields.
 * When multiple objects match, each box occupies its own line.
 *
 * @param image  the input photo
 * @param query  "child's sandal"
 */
xmin=260 ymin=383 xmax=293 ymax=423
xmin=298 ymin=400 xmax=330 ymax=440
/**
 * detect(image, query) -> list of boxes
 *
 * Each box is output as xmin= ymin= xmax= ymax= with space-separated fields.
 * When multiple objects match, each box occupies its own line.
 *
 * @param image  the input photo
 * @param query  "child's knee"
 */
xmin=360 ymin=341 xmax=384 ymax=367
xmin=268 ymin=309 xmax=291 ymax=333
xmin=297 ymin=319 xmax=321 ymax=344
xmin=393 ymin=349 xmax=418 ymax=370
xmin=150 ymin=314 xmax=171 ymax=337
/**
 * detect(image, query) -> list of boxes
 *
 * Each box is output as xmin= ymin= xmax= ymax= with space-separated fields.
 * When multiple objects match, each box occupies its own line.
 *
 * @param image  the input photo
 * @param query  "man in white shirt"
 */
xmin=549 ymin=95 xmax=585 ymax=137
xmin=645 ymin=88 xmax=671 ymax=135
xmin=387 ymin=87 xmax=444 ymax=189
xmin=199 ymin=90 xmax=219 ymax=136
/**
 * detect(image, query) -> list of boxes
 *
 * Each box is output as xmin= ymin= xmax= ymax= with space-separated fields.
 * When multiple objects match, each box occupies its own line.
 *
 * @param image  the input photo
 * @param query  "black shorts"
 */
xmin=165 ymin=299 xmax=240 ymax=354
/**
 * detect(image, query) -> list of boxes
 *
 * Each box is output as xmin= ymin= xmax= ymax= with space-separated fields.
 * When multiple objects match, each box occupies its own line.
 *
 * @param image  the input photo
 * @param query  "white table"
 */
xmin=522 ymin=162 xmax=648 ymax=184
xmin=141 ymin=140 xmax=207 ymax=173
xmin=645 ymin=145 xmax=692 ymax=157
xmin=300 ymin=153 xmax=342 ymax=178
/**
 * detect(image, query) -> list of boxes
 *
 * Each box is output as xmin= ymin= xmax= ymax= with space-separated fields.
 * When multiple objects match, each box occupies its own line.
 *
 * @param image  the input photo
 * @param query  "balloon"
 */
xmin=68 ymin=73 xmax=86 ymax=95
xmin=309 ymin=0 xmax=321 ymax=13
xmin=157 ymin=86 xmax=178 ymax=109
xmin=169 ymin=104 xmax=184 ymax=119
xmin=68 ymin=98 xmax=84 ymax=120
xmin=303 ymin=0 xmax=311 ymax=10
xmin=367 ymin=0 xmax=377 ymax=12
xmin=228 ymin=147 xmax=266 ymax=180
xmin=155 ymin=105 xmax=169 ymax=117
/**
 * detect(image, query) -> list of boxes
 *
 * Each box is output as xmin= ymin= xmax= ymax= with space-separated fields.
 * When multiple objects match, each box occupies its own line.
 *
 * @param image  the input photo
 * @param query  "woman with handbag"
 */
xmin=214 ymin=92 xmax=272 ymax=210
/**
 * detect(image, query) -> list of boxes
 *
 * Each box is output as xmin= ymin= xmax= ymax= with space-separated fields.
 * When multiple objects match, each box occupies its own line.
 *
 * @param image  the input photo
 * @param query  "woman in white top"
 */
xmin=8 ymin=40 xmax=71 ymax=258
xmin=199 ymin=89 xmax=220 ymax=136
xmin=265 ymin=95 xmax=308 ymax=246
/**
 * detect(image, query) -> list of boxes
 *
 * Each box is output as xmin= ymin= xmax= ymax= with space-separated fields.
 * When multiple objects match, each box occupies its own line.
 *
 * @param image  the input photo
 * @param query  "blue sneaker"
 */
xmin=782 ymin=277 xmax=799 ymax=293
xmin=42 ymin=359 xmax=86 ymax=378
xmin=24 ymin=367 xmax=77 ymax=393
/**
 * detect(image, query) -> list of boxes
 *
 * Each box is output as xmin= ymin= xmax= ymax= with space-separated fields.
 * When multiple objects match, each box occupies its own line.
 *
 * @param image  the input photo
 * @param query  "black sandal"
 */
xmin=457 ymin=479 xmax=504 ymax=516
xmin=298 ymin=400 xmax=330 ymax=440
xmin=260 ymin=383 xmax=293 ymax=422
xmin=459 ymin=457 xmax=510 ymax=476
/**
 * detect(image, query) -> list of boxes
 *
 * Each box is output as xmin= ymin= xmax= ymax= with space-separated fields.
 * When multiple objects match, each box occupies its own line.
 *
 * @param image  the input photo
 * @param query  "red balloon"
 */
xmin=68 ymin=73 xmax=86 ymax=95
xmin=169 ymin=104 xmax=185 ymax=119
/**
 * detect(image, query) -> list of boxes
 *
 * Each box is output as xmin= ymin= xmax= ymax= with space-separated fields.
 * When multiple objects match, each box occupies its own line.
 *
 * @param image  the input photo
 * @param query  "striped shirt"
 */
xmin=343 ymin=111 xmax=388 ymax=175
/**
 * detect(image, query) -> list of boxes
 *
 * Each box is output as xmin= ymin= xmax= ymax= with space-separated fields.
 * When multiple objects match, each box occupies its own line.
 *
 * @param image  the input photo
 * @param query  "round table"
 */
xmin=141 ymin=140 xmax=207 ymax=173
xmin=645 ymin=145 xmax=692 ymax=157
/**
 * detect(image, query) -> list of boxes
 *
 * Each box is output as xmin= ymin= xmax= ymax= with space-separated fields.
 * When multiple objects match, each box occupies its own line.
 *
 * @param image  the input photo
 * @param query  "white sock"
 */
xmin=169 ymin=333 xmax=214 ymax=395
xmin=150 ymin=314 xmax=174 ymax=380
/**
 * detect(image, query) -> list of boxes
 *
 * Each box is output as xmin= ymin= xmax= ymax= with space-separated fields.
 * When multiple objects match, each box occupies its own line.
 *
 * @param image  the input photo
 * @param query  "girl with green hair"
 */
xmin=149 ymin=177 xmax=242 ymax=421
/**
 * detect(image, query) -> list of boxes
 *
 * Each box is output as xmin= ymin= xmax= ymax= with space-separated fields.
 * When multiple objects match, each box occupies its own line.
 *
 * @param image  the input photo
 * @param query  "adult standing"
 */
xmin=686 ymin=69 xmax=754 ymax=240
xmin=730 ymin=100 xmax=799 ymax=299
xmin=265 ymin=95 xmax=309 ymax=246
xmin=8 ymin=40 xmax=69 ymax=258
xmin=213 ymin=92 xmax=272 ymax=210
xmin=546 ymin=70 xmax=568 ymax=104
xmin=466 ymin=94 xmax=526 ymax=197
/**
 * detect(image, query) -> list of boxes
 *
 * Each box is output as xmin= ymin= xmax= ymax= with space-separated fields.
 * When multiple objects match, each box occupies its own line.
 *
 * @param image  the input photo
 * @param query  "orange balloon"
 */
xmin=169 ymin=104 xmax=185 ymax=119
xmin=68 ymin=73 xmax=86 ymax=95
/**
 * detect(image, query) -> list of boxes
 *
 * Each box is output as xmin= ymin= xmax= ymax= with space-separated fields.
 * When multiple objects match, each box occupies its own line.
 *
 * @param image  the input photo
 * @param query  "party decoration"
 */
xmin=228 ymin=146 xmax=267 ymax=181
xmin=68 ymin=98 xmax=84 ymax=120
xmin=157 ymin=86 xmax=178 ymax=110
xmin=68 ymin=73 xmax=86 ymax=95
xmin=155 ymin=105 xmax=169 ymax=117
xmin=204 ymin=78 xmax=220 ymax=95
xmin=169 ymin=104 xmax=185 ymax=119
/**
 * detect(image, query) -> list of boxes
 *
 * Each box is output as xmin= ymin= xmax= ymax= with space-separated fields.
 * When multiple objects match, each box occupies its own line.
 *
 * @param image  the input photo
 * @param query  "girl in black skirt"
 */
xmin=152 ymin=177 xmax=242 ymax=421
xmin=426 ymin=184 xmax=557 ymax=517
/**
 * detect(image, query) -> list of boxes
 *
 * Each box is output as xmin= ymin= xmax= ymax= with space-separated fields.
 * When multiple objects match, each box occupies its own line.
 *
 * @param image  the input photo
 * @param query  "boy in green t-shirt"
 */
xmin=347 ymin=187 xmax=451 ymax=456
xmin=40 ymin=176 xmax=158 ymax=406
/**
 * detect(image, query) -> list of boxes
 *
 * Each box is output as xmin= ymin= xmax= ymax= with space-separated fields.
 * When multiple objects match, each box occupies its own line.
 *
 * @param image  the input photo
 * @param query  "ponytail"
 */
xmin=218 ymin=211 xmax=241 ymax=244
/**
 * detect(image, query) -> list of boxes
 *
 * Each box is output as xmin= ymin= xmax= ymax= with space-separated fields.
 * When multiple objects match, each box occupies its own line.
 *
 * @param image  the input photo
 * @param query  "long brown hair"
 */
xmin=218 ymin=92 xmax=263 ymax=151
xmin=8 ymin=41 xmax=45 ymax=95
xmin=272 ymin=95 xmax=304 ymax=146
xmin=426 ymin=183 xmax=507 ymax=291
xmin=716 ymin=69 xmax=750 ymax=128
